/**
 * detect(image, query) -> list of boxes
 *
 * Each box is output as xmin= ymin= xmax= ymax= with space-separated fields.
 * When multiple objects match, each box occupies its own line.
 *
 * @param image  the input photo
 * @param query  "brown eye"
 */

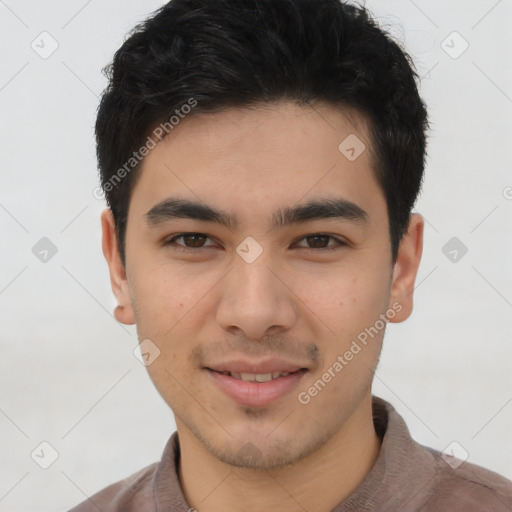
xmin=305 ymin=235 xmax=330 ymax=249
xmin=181 ymin=234 xmax=207 ymax=248
xmin=164 ymin=233 xmax=216 ymax=251
xmin=163 ymin=232 xmax=346 ymax=254
xmin=294 ymin=234 xmax=346 ymax=251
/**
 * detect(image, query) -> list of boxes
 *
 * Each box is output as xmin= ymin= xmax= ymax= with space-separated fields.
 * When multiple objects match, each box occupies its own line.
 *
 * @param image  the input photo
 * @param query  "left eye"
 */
xmin=293 ymin=234 xmax=345 ymax=251
xmin=164 ymin=233 xmax=345 ymax=252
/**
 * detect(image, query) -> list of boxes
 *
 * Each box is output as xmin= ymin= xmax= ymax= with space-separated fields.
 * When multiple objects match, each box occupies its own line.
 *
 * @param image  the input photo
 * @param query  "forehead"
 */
xmin=128 ymin=102 xmax=386 ymax=229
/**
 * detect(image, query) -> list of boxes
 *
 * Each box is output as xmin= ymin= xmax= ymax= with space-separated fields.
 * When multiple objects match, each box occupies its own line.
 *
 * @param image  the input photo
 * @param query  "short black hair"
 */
xmin=96 ymin=0 xmax=428 ymax=266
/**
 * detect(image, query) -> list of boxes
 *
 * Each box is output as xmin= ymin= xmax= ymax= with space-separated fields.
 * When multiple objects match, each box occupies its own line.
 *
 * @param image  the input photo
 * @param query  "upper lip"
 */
xmin=206 ymin=358 xmax=307 ymax=374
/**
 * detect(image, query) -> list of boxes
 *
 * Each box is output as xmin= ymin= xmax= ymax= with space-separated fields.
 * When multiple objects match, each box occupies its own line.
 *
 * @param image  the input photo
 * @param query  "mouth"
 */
xmin=208 ymin=370 xmax=297 ymax=382
xmin=205 ymin=366 xmax=309 ymax=407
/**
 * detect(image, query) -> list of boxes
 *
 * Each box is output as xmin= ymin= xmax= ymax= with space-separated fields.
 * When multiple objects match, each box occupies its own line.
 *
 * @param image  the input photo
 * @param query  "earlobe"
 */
xmin=387 ymin=214 xmax=424 ymax=324
xmin=114 ymin=305 xmax=134 ymax=325
xmin=101 ymin=209 xmax=136 ymax=325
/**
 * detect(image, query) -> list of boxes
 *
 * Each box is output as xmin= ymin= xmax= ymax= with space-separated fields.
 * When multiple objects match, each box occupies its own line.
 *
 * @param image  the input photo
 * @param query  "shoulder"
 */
xmin=67 ymin=462 xmax=158 ymax=512
xmin=369 ymin=398 xmax=512 ymax=511
xmin=422 ymin=446 xmax=512 ymax=511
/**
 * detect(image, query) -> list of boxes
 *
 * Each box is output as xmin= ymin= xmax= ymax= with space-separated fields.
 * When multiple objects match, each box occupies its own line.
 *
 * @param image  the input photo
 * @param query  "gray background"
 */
xmin=0 ymin=0 xmax=511 ymax=510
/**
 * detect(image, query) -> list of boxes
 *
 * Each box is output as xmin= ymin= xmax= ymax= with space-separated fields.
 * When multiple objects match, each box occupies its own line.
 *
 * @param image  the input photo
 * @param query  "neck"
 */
xmin=177 ymin=394 xmax=381 ymax=512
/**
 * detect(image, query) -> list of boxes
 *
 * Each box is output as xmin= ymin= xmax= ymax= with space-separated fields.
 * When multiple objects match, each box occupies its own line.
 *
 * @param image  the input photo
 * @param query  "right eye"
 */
xmin=163 ymin=233 xmax=220 ymax=252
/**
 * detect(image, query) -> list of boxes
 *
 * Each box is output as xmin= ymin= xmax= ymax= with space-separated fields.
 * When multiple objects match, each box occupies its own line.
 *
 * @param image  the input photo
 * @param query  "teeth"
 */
xmin=228 ymin=371 xmax=291 ymax=382
xmin=255 ymin=373 xmax=273 ymax=382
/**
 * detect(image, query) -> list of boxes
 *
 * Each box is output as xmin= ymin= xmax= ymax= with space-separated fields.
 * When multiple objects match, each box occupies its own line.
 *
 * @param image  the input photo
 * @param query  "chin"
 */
xmin=194 ymin=423 xmax=333 ymax=470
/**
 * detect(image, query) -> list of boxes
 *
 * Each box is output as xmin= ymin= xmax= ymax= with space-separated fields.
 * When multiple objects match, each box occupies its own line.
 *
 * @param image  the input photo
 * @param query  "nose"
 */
xmin=215 ymin=250 xmax=298 ymax=341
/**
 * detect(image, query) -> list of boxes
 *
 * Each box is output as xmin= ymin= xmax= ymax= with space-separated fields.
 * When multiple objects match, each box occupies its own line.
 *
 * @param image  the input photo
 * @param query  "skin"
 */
xmin=102 ymin=101 xmax=424 ymax=512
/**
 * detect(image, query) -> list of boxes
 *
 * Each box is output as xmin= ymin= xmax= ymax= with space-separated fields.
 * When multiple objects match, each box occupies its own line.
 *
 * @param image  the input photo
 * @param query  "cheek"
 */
xmin=294 ymin=266 xmax=389 ymax=334
xmin=131 ymin=263 xmax=203 ymax=331
xmin=130 ymin=266 xmax=211 ymax=373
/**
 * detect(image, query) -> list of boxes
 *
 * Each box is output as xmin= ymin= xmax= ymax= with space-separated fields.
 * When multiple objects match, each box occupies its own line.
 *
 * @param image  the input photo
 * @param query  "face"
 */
xmin=102 ymin=101 xmax=423 ymax=469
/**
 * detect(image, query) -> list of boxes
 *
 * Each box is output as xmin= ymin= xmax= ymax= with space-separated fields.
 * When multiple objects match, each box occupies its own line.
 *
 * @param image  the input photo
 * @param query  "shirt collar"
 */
xmin=151 ymin=396 xmax=436 ymax=512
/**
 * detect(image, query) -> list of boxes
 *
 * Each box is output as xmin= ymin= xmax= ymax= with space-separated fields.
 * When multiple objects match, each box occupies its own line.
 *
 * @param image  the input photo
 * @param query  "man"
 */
xmin=71 ymin=0 xmax=512 ymax=510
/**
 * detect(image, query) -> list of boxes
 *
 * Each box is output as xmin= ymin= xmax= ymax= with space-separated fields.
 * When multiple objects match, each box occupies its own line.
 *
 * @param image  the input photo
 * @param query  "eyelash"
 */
xmin=163 ymin=233 xmax=347 ymax=253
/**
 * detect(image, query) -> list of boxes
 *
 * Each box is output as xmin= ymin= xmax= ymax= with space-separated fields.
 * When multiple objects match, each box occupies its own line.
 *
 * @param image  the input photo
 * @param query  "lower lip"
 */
xmin=206 ymin=369 xmax=308 ymax=407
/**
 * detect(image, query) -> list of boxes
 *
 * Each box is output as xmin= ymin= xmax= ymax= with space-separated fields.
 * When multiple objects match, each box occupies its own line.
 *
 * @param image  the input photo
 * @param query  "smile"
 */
xmin=214 ymin=371 xmax=291 ymax=382
xmin=206 ymin=367 xmax=308 ymax=407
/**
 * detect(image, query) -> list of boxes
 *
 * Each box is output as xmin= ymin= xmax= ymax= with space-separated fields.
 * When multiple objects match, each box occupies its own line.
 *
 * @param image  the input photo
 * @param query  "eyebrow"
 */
xmin=144 ymin=196 xmax=369 ymax=231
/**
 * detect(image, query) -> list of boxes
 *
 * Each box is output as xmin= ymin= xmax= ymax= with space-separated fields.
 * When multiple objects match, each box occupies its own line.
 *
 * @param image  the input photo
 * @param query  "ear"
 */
xmin=101 ymin=209 xmax=135 ymax=325
xmin=387 ymin=213 xmax=424 ymax=323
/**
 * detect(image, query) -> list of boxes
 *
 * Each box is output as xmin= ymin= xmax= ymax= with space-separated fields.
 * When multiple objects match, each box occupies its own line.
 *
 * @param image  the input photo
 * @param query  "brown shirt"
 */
xmin=69 ymin=396 xmax=512 ymax=511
